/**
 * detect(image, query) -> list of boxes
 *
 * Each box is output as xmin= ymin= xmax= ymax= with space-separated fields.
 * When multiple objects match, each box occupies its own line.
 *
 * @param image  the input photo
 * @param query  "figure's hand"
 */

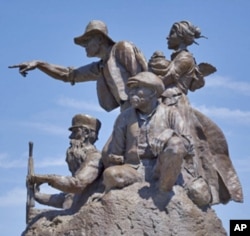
xmin=28 ymin=174 xmax=46 ymax=185
xmin=8 ymin=61 xmax=38 ymax=77
xmin=108 ymin=154 xmax=124 ymax=165
xmin=151 ymin=129 xmax=174 ymax=155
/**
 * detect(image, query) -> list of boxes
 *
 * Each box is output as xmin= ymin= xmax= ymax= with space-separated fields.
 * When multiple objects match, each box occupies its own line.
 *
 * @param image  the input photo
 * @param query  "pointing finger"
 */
xmin=8 ymin=64 xmax=21 ymax=68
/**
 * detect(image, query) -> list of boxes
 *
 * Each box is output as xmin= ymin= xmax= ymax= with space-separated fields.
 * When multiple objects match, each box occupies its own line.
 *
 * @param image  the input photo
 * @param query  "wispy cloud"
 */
xmin=0 ymin=187 xmax=26 ymax=207
xmin=20 ymin=122 xmax=67 ymax=136
xmin=0 ymin=152 xmax=26 ymax=168
xmin=234 ymin=158 xmax=250 ymax=173
xmin=194 ymin=105 xmax=250 ymax=126
xmin=35 ymin=156 xmax=65 ymax=168
xmin=0 ymin=186 xmax=63 ymax=208
xmin=0 ymin=153 xmax=8 ymax=161
xmin=57 ymin=97 xmax=104 ymax=112
xmin=0 ymin=152 xmax=65 ymax=169
xmin=206 ymin=76 xmax=250 ymax=96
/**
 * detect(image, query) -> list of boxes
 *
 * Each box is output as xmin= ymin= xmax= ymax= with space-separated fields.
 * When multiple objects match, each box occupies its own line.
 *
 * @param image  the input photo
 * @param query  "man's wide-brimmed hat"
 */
xmin=69 ymin=114 xmax=101 ymax=135
xmin=127 ymin=72 xmax=165 ymax=97
xmin=74 ymin=20 xmax=115 ymax=46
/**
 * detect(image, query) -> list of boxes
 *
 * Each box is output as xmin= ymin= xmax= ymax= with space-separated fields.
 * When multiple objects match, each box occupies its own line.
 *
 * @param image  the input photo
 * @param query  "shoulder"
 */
xmin=112 ymin=40 xmax=137 ymax=52
xmin=85 ymin=147 xmax=102 ymax=163
xmin=121 ymin=107 xmax=136 ymax=118
xmin=171 ymin=50 xmax=196 ymax=71
xmin=175 ymin=50 xmax=194 ymax=61
xmin=115 ymin=107 xmax=136 ymax=125
xmin=115 ymin=40 xmax=135 ymax=47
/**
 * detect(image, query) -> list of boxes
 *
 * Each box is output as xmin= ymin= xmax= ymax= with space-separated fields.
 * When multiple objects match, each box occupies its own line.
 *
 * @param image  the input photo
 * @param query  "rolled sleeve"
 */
xmin=70 ymin=62 xmax=101 ymax=84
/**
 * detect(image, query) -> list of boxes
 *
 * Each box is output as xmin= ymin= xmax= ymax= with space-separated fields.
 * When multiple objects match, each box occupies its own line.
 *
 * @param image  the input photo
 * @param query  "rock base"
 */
xmin=22 ymin=181 xmax=227 ymax=236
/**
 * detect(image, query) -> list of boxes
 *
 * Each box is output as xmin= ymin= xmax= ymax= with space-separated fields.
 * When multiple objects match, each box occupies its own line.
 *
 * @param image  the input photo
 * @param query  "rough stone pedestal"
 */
xmin=22 ymin=181 xmax=227 ymax=236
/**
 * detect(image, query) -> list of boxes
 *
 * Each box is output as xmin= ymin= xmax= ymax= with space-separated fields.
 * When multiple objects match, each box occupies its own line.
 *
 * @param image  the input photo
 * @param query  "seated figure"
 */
xmin=102 ymin=71 xmax=193 ymax=194
xmin=29 ymin=114 xmax=103 ymax=210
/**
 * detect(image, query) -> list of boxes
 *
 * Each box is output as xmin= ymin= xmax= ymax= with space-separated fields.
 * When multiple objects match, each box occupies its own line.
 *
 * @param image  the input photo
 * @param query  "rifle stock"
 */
xmin=26 ymin=141 xmax=35 ymax=224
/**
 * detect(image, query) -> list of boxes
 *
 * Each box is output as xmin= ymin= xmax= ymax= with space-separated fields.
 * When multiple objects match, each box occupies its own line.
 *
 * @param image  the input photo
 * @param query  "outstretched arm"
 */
xmin=31 ymin=174 xmax=87 ymax=194
xmin=30 ymin=155 xmax=103 ymax=194
xmin=9 ymin=60 xmax=73 ymax=82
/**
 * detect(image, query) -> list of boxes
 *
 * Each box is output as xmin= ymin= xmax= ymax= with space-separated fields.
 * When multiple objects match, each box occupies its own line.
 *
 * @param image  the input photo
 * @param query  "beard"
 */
xmin=66 ymin=139 xmax=87 ymax=176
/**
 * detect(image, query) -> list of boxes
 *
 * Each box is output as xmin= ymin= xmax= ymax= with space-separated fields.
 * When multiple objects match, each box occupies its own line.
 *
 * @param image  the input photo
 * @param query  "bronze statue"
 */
xmin=29 ymin=114 xmax=103 ymax=215
xmin=17 ymin=19 xmax=243 ymax=236
xmin=149 ymin=20 xmax=243 ymax=206
xmin=9 ymin=20 xmax=148 ymax=112
xmin=149 ymin=21 xmax=216 ymax=99
xmin=102 ymin=71 xmax=193 ymax=193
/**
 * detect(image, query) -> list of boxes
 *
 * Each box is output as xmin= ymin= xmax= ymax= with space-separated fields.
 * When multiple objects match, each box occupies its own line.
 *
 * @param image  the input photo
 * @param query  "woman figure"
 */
xmin=163 ymin=21 xmax=207 ymax=94
xmin=149 ymin=21 xmax=215 ymax=105
xmin=148 ymin=21 xmax=243 ymax=207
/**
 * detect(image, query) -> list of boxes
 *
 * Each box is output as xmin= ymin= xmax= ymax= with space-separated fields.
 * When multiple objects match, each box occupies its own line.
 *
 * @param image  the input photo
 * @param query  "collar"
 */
xmin=171 ymin=49 xmax=188 ymax=60
xmin=137 ymin=105 xmax=158 ymax=122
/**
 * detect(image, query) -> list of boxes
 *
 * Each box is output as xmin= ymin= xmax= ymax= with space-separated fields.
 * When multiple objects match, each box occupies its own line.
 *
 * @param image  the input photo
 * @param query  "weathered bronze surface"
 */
xmin=9 ymin=20 xmax=148 ymax=112
xmin=9 ymin=20 xmax=243 ymax=236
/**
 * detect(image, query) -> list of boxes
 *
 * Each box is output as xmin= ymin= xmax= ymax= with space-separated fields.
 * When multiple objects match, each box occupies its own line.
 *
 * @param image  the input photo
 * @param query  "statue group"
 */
xmin=10 ymin=20 xmax=243 ymax=236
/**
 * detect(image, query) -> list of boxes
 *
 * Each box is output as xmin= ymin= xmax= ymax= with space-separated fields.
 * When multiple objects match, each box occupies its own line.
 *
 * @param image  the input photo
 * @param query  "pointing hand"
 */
xmin=8 ymin=61 xmax=38 ymax=77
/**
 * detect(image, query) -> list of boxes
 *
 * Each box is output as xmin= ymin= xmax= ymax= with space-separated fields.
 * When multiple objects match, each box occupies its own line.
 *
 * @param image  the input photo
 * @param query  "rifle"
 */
xmin=26 ymin=141 xmax=35 ymax=224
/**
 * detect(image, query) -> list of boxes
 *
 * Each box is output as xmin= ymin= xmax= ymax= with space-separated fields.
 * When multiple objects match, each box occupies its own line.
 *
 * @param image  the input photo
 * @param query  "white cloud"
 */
xmin=20 ymin=122 xmax=67 ymax=136
xmin=0 ymin=153 xmax=65 ymax=169
xmin=0 ymin=152 xmax=26 ymax=168
xmin=35 ymin=156 xmax=65 ymax=168
xmin=234 ymin=158 xmax=250 ymax=173
xmin=0 ymin=153 xmax=8 ymax=161
xmin=206 ymin=76 xmax=250 ymax=95
xmin=0 ymin=186 xmax=60 ymax=208
xmin=57 ymin=97 xmax=104 ymax=112
xmin=0 ymin=187 xmax=26 ymax=207
xmin=194 ymin=105 xmax=250 ymax=125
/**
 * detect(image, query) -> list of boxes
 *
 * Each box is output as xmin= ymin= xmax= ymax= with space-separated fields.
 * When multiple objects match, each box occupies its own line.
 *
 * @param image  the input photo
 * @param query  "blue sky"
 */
xmin=1 ymin=1 xmax=249 ymax=235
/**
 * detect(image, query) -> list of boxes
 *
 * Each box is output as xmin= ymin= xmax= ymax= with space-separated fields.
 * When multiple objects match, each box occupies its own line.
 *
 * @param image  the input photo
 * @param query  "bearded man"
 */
xmin=30 ymin=114 xmax=103 ymax=210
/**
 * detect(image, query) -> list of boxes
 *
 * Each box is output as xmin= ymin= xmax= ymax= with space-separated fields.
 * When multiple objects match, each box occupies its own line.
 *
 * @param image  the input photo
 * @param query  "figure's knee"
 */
xmin=103 ymin=166 xmax=123 ymax=188
xmin=163 ymin=136 xmax=187 ymax=157
xmin=103 ymin=165 xmax=142 ymax=192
